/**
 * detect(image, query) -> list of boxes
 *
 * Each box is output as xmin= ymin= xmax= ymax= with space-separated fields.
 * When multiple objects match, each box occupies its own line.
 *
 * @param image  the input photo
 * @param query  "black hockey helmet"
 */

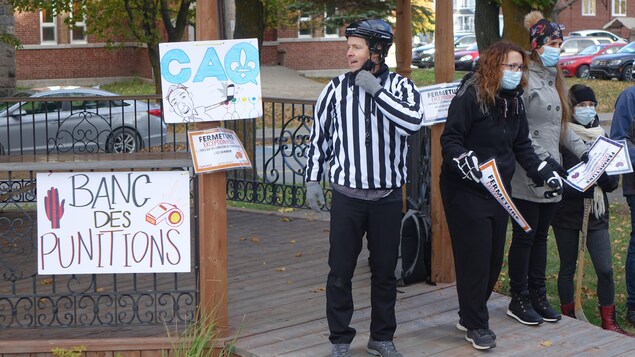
xmin=345 ymin=19 xmax=393 ymax=58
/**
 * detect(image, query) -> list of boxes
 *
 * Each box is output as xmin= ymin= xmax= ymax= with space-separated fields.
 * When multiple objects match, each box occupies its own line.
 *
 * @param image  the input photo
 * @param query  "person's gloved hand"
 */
xmin=582 ymin=185 xmax=595 ymax=199
xmin=453 ymin=150 xmax=482 ymax=183
xmin=545 ymin=156 xmax=568 ymax=178
xmin=355 ymin=70 xmax=382 ymax=96
xmin=306 ymin=181 xmax=325 ymax=212
xmin=581 ymin=151 xmax=590 ymax=163
xmin=537 ymin=160 xmax=564 ymax=198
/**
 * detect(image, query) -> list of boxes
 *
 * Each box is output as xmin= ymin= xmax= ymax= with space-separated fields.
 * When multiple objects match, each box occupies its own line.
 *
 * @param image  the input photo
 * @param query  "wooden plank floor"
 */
xmin=226 ymin=208 xmax=635 ymax=357
xmin=3 ymin=207 xmax=635 ymax=356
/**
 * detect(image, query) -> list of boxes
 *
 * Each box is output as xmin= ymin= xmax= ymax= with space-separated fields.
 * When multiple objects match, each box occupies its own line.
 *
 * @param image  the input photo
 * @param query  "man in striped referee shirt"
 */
xmin=305 ymin=18 xmax=425 ymax=357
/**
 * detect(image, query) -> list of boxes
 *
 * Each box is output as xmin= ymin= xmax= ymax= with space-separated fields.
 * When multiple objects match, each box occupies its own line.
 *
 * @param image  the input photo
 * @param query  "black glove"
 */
xmin=545 ymin=156 xmax=568 ymax=178
xmin=581 ymin=151 xmax=589 ymax=163
xmin=582 ymin=185 xmax=595 ymax=199
xmin=537 ymin=160 xmax=564 ymax=198
xmin=453 ymin=151 xmax=482 ymax=183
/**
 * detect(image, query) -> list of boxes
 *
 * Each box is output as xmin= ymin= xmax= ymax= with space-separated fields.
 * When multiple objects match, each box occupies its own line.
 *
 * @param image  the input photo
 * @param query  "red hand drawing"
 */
xmin=44 ymin=187 xmax=65 ymax=229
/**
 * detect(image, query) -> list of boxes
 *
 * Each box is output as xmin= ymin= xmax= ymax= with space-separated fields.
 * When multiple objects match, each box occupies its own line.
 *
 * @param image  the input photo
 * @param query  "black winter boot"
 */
xmin=507 ymin=290 xmax=543 ymax=325
xmin=530 ymin=288 xmax=561 ymax=322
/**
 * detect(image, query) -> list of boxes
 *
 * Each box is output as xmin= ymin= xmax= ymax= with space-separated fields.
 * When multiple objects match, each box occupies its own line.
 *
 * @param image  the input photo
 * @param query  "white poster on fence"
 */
xmin=36 ymin=171 xmax=191 ymax=275
xmin=159 ymin=38 xmax=263 ymax=123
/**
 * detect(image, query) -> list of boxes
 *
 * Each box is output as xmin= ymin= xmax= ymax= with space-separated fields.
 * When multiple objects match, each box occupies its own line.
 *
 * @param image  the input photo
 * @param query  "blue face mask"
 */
xmin=540 ymin=45 xmax=561 ymax=67
xmin=574 ymin=106 xmax=596 ymax=126
xmin=501 ymin=70 xmax=522 ymax=90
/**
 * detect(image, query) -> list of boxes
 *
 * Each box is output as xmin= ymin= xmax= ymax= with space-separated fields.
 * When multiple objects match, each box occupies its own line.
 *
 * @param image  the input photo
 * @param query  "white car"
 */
xmin=561 ymin=37 xmax=615 ymax=57
xmin=568 ymin=29 xmax=628 ymax=43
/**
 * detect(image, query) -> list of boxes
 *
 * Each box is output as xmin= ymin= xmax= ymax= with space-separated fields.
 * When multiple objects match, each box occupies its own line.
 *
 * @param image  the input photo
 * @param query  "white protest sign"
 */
xmin=419 ymin=82 xmax=460 ymax=126
xmin=606 ymin=139 xmax=633 ymax=176
xmin=479 ymin=158 xmax=531 ymax=232
xmin=565 ymin=136 xmax=622 ymax=192
xmin=37 ymin=171 xmax=191 ymax=274
xmin=159 ymin=39 xmax=263 ymax=123
xmin=188 ymin=127 xmax=252 ymax=174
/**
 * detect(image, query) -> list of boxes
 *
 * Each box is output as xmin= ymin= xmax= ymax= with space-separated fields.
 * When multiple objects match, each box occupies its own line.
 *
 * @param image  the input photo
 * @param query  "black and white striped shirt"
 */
xmin=306 ymin=68 xmax=425 ymax=189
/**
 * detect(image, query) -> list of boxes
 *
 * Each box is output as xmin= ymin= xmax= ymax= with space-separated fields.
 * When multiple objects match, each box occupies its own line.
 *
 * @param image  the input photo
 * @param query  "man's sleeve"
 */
xmin=374 ymin=75 xmax=425 ymax=135
xmin=305 ymin=82 xmax=335 ymax=182
xmin=610 ymin=88 xmax=635 ymax=163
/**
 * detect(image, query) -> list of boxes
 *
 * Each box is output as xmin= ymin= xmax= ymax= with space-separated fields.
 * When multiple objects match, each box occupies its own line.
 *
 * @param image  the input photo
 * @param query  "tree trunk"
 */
xmin=474 ymin=0 xmax=501 ymax=52
xmin=501 ymin=0 xmax=533 ymax=49
xmin=230 ymin=0 xmax=264 ymax=180
xmin=148 ymin=44 xmax=162 ymax=95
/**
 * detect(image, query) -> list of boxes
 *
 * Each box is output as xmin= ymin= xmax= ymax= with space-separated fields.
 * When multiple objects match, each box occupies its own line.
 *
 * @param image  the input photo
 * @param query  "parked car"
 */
xmin=454 ymin=43 xmax=478 ymax=71
xmin=559 ymin=43 xmax=625 ymax=78
xmin=412 ymin=33 xmax=476 ymax=68
xmin=560 ymin=36 xmax=615 ymax=57
xmin=0 ymin=87 xmax=166 ymax=155
xmin=590 ymin=41 xmax=635 ymax=81
xmin=568 ymin=29 xmax=628 ymax=43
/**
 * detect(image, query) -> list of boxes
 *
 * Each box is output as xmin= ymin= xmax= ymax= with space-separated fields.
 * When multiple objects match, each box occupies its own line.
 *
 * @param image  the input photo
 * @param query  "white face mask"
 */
xmin=540 ymin=45 xmax=561 ymax=67
xmin=501 ymin=70 xmax=522 ymax=90
xmin=574 ymin=106 xmax=596 ymax=126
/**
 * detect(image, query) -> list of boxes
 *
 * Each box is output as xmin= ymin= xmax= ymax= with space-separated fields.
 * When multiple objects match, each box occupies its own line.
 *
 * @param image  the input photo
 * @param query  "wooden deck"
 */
xmin=2 ymin=207 xmax=635 ymax=356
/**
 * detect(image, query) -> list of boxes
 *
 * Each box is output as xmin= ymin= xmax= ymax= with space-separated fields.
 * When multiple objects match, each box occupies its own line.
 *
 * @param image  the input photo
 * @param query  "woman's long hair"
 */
xmin=474 ymin=41 xmax=527 ymax=108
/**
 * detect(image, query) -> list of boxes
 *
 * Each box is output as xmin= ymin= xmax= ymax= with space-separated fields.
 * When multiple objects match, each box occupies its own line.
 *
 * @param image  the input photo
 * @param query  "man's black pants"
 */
xmin=326 ymin=189 xmax=402 ymax=344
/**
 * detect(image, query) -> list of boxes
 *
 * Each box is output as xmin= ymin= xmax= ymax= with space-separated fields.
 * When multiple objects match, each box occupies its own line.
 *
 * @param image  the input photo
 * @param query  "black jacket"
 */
xmin=552 ymin=117 xmax=619 ymax=231
xmin=440 ymin=83 xmax=541 ymax=196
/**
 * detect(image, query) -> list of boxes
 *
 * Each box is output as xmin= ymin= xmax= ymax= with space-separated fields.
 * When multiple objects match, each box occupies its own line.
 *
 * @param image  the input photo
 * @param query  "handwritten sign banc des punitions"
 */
xmin=37 ymin=171 xmax=191 ymax=275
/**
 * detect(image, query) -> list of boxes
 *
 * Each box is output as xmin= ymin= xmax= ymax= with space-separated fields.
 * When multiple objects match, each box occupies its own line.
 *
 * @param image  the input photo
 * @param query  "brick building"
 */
xmin=557 ymin=1 xmax=635 ymax=41
xmin=14 ymin=10 xmax=153 ymax=87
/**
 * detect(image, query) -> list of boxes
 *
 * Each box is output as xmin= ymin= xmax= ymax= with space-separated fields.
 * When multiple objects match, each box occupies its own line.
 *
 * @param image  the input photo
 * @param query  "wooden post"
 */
xmin=431 ymin=0 xmax=455 ymax=283
xmin=395 ymin=0 xmax=412 ymax=79
xmin=396 ymin=0 xmax=412 ymax=213
xmin=195 ymin=0 xmax=229 ymax=333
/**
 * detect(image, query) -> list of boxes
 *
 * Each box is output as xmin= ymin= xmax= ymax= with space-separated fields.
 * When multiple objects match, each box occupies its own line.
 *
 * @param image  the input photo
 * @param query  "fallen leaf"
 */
xmin=280 ymin=217 xmax=292 ymax=222
xmin=41 ymin=278 xmax=53 ymax=285
xmin=540 ymin=340 xmax=552 ymax=347
xmin=251 ymin=236 xmax=261 ymax=243
xmin=287 ymin=279 xmax=293 ymax=284
xmin=276 ymin=267 xmax=286 ymax=272
xmin=278 ymin=207 xmax=295 ymax=213
xmin=295 ymin=251 xmax=304 ymax=257
xmin=238 ymin=237 xmax=246 ymax=241
xmin=96 ymin=287 xmax=105 ymax=293
xmin=289 ymin=239 xmax=297 ymax=244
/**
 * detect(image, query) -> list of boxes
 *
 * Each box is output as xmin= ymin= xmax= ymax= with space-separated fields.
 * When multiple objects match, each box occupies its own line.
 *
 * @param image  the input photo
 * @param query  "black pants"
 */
xmin=553 ymin=227 xmax=615 ymax=306
xmin=440 ymin=182 xmax=508 ymax=330
xmin=326 ymin=189 xmax=402 ymax=344
xmin=508 ymin=198 xmax=556 ymax=293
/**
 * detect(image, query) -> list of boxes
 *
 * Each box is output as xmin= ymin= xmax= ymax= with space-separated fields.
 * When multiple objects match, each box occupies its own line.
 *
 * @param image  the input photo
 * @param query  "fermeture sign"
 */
xmin=159 ymin=39 xmax=263 ymax=123
xmin=36 ymin=171 xmax=191 ymax=275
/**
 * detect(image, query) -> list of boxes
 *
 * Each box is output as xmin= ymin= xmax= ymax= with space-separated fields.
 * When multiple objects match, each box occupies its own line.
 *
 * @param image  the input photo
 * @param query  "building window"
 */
xmin=298 ymin=15 xmax=312 ymax=38
xmin=454 ymin=15 xmax=474 ymax=33
xmin=582 ymin=0 xmax=596 ymax=15
xmin=70 ymin=0 xmax=87 ymax=44
xmin=40 ymin=9 xmax=57 ymax=44
xmin=612 ymin=0 xmax=626 ymax=16
xmin=324 ymin=9 xmax=338 ymax=38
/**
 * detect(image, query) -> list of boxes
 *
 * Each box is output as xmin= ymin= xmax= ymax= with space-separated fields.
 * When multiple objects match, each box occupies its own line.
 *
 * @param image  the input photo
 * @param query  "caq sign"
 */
xmin=160 ymin=40 xmax=260 ymax=85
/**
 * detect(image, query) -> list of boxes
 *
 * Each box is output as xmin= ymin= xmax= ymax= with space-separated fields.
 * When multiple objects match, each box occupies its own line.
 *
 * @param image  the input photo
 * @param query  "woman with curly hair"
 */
xmin=506 ymin=11 xmax=588 ymax=326
xmin=441 ymin=40 xmax=562 ymax=350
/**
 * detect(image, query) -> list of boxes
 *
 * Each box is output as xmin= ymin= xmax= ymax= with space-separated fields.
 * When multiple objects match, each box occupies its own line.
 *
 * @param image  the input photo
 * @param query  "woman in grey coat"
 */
xmin=506 ymin=11 xmax=588 ymax=326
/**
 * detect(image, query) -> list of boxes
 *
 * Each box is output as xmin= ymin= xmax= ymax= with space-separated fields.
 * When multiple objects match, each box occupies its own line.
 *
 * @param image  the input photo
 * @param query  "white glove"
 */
xmin=537 ymin=161 xmax=563 ymax=198
xmin=355 ymin=70 xmax=382 ymax=96
xmin=306 ymin=181 xmax=325 ymax=212
xmin=453 ymin=151 xmax=482 ymax=183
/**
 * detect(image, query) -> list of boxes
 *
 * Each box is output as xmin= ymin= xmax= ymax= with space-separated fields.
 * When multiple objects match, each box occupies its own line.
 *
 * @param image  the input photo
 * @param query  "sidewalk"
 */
xmin=260 ymin=65 xmax=329 ymax=101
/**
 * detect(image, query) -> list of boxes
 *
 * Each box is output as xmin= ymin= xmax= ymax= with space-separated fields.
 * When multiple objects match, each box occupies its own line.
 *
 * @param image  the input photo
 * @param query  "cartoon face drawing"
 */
xmin=167 ymin=85 xmax=195 ymax=118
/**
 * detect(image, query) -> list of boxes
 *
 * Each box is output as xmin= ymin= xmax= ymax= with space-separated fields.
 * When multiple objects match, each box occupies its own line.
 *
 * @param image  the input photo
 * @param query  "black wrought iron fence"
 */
xmin=0 ymin=93 xmax=431 ymax=330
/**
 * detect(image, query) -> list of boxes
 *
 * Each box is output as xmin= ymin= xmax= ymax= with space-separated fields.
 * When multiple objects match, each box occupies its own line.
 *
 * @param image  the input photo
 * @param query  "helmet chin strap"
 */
xmin=362 ymin=58 xmax=375 ymax=71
